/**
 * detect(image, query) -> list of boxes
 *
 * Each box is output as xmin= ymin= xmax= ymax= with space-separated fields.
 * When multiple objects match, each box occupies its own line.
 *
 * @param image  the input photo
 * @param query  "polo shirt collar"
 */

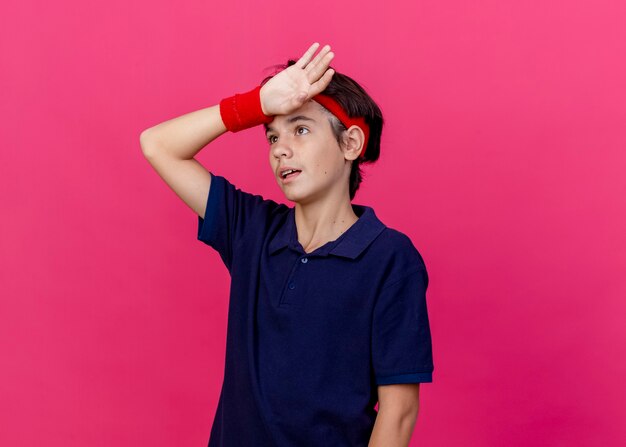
xmin=268 ymin=204 xmax=386 ymax=259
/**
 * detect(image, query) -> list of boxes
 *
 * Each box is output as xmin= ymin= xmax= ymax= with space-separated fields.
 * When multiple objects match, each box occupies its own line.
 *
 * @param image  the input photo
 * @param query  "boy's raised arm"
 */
xmin=139 ymin=42 xmax=335 ymax=220
xmin=139 ymin=104 xmax=226 ymax=219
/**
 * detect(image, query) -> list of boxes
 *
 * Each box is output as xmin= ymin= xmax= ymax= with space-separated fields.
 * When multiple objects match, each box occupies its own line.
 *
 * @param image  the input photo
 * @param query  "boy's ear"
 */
xmin=344 ymin=125 xmax=365 ymax=161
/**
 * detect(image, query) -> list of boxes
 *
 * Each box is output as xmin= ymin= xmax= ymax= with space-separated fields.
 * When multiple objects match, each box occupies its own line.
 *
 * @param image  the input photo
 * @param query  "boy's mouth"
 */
xmin=278 ymin=166 xmax=302 ymax=179
xmin=281 ymin=169 xmax=301 ymax=179
xmin=280 ymin=169 xmax=302 ymax=182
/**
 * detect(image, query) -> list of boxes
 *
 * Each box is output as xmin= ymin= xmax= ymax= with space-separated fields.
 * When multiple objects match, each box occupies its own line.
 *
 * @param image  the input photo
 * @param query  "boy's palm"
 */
xmin=260 ymin=43 xmax=335 ymax=117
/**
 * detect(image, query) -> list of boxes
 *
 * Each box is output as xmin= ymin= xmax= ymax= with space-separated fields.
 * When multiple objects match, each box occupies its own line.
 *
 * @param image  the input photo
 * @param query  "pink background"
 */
xmin=1 ymin=0 xmax=625 ymax=446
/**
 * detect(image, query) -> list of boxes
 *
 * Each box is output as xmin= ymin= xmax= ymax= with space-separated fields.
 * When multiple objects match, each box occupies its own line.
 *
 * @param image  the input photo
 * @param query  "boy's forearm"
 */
xmin=140 ymin=104 xmax=227 ymax=160
xmin=368 ymin=407 xmax=419 ymax=447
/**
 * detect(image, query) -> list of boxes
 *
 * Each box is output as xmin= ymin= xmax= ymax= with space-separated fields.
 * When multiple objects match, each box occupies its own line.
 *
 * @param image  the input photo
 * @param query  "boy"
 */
xmin=140 ymin=42 xmax=434 ymax=447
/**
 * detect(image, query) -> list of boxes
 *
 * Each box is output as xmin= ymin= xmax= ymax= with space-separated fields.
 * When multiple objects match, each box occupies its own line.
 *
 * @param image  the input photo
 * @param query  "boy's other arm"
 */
xmin=369 ymin=383 xmax=420 ymax=447
xmin=139 ymin=104 xmax=227 ymax=219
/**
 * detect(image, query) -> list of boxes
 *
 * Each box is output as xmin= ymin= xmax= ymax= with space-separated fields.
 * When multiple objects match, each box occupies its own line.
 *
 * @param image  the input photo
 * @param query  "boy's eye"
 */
xmin=267 ymin=127 xmax=309 ymax=145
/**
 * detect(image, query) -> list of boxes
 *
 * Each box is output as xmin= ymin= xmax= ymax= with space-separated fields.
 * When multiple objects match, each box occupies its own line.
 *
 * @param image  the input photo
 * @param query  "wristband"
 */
xmin=219 ymin=85 xmax=274 ymax=132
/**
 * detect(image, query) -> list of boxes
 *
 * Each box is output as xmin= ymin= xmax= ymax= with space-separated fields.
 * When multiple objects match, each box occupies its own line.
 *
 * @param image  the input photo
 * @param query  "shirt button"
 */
xmin=301 ymin=257 xmax=308 ymax=264
xmin=288 ymin=282 xmax=295 ymax=289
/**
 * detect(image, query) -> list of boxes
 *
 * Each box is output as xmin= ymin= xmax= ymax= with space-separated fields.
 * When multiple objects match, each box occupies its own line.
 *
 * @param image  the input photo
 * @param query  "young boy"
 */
xmin=140 ymin=42 xmax=434 ymax=447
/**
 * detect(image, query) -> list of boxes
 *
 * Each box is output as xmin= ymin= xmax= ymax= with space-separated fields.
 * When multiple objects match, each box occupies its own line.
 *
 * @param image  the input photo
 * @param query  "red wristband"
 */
xmin=219 ymin=85 xmax=274 ymax=132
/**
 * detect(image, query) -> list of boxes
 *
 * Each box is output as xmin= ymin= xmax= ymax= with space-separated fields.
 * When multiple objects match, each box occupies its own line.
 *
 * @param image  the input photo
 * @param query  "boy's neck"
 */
xmin=294 ymin=199 xmax=359 ymax=254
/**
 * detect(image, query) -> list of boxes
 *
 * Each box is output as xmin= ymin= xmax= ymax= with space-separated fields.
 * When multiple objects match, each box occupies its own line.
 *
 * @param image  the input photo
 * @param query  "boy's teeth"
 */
xmin=283 ymin=169 xmax=300 ymax=178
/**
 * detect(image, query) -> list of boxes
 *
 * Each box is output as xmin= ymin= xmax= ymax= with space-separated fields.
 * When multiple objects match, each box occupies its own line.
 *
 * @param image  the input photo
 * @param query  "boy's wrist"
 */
xmin=219 ymin=85 xmax=274 ymax=133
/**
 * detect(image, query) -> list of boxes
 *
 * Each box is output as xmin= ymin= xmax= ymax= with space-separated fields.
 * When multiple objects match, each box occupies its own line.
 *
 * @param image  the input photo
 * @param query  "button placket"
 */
xmin=278 ymin=255 xmax=311 ymax=306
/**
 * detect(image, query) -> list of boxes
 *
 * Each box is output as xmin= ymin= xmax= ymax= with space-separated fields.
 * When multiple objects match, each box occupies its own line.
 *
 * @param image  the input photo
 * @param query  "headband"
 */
xmin=312 ymin=94 xmax=369 ymax=158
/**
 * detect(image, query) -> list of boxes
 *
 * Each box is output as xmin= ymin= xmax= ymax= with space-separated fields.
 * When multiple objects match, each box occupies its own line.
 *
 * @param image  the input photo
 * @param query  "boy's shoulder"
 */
xmin=350 ymin=204 xmax=426 ymax=270
xmin=367 ymin=223 xmax=428 ymax=286
xmin=374 ymin=225 xmax=426 ymax=263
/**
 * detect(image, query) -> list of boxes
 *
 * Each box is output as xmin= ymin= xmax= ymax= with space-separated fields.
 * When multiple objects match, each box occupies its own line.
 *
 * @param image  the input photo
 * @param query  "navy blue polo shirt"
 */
xmin=197 ymin=172 xmax=433 ymax=447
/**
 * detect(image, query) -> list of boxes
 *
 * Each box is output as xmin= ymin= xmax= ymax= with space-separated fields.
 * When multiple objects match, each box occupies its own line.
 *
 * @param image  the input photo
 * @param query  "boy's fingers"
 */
xmin=295 ymin=42 xmax=320 ymax=69
xmin=309 ymin=69 xmax=335 ymax=96
xmin=307 ymin=52 xmax=334 ymax=83
xmin=305 ymin=45 xmax=331 ymax=75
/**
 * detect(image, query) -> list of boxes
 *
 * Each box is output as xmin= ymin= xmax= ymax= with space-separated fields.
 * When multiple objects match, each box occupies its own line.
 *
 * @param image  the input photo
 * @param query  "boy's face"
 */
xmin=267 ymin=100 xmax=351 ymax=204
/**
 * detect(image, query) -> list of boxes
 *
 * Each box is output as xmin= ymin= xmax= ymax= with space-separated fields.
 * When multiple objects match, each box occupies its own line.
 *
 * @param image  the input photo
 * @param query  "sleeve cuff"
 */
xmin=376 ymin=371 xmax=433 ymax=385
xmin=197 ymin=172 xmax=220 ymax=245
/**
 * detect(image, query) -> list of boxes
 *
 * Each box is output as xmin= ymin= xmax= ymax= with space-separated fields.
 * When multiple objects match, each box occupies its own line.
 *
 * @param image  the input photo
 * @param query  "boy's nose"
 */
xmin=271 ymin=138 xmax=294 ymax=159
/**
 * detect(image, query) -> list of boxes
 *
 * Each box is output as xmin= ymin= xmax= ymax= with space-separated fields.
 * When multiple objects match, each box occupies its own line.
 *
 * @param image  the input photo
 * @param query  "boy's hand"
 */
xmin=260 ymin=42 xmax=335 ymax=117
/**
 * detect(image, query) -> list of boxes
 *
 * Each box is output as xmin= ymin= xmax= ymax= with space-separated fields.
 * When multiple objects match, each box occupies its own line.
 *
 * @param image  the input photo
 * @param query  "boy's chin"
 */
xmin=281 ymin=186 xmax=309 ymax=203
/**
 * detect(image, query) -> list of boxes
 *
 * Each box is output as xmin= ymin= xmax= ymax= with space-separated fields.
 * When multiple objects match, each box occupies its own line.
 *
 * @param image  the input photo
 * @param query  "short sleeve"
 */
xmin=371 ymin=266 xmax=434 ymax=385
xmin=197 ymin=172 xmax=285 ymax=271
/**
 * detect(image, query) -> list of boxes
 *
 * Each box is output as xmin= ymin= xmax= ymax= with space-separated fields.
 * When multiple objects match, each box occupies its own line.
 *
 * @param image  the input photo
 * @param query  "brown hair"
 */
xmin=261 ymin=60 xmax=384 ymax=201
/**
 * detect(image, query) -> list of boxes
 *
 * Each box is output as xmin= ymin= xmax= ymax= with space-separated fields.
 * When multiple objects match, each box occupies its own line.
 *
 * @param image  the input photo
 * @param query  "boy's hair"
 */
xmin=261 ymin=60 xmax=384 ymax=201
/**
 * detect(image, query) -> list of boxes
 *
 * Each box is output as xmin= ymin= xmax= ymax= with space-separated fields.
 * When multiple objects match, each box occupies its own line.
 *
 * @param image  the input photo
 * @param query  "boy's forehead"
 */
xmin=267 ymin=101 xmax=325 ymax=128
xmin=290 ymin=99 xmax=323 ymax=115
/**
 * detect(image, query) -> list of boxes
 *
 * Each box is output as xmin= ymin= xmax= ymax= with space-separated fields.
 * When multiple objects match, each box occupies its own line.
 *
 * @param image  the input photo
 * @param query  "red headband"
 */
xmin=312 ymin=94 xmax=369 ymax=158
